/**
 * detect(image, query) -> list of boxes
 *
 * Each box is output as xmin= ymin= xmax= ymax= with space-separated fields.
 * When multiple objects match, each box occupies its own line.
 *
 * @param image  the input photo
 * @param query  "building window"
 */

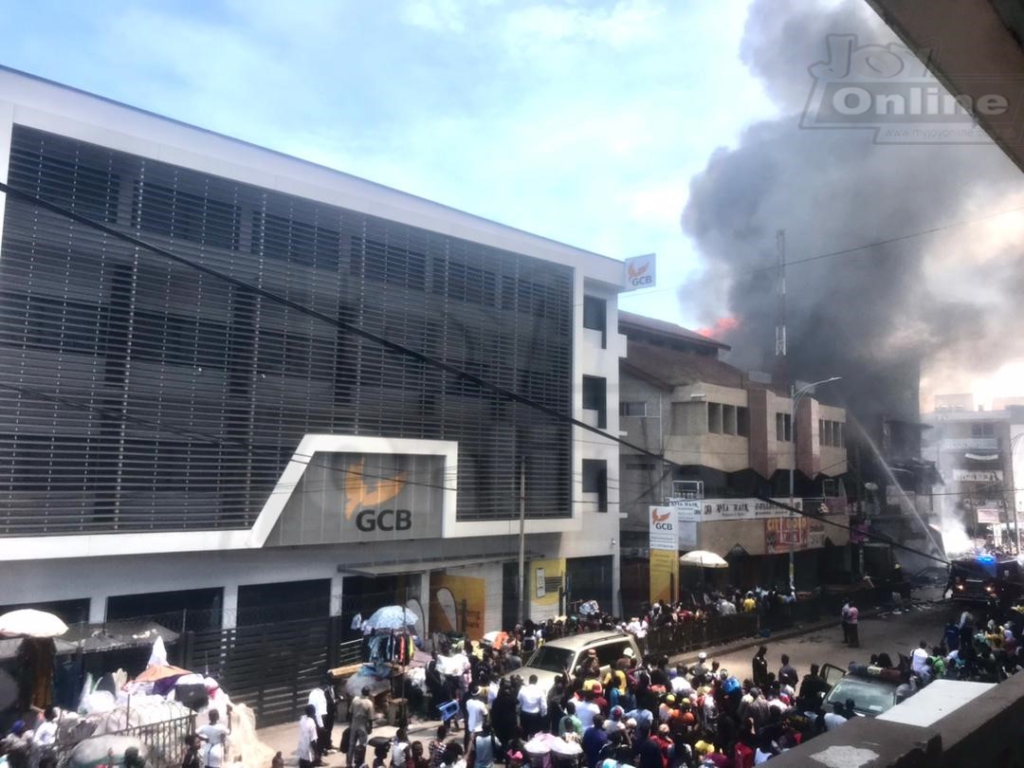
xmin=620 ymin=401 xmax=648 ymax=417
xmin=836 ymin=422 xmax=844 ymax=446
xmin=583 ymin=295 xmax=607 ymax=348
xmin=708 ymin=402 xmax=723 ymax=434
xmin=582 ymin=376 xmax=607 ymax=429
xmin=776 ymin=412 xmax=792 ymax=442
xmin=723 ymin=404 xmax=738 ymax=435
xmin=819 ymin=419 xmax=825 ymax=446
xmin=582 ymin=459 xmax=608 ymax=512
xmin=737 ymin=407 xmax=750 ymax=437
xmin=971 ymin=423 xmax=996 ymax=438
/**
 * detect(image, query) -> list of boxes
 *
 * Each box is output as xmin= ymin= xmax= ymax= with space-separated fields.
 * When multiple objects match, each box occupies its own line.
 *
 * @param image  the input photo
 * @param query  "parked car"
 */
xmin=504 ymin=630 xmax=640 ymax=693
xmin=814 ymin=662 xmax=903 ymax=717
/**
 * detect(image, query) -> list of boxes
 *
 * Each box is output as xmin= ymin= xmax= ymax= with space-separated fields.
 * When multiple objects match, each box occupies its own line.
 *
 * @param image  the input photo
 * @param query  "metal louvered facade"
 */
xmin=0 ymin=125 xmax=575 ymax=536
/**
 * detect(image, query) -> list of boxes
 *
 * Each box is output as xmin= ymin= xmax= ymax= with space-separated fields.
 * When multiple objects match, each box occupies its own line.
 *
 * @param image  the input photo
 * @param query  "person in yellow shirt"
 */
xmin=742 ymin=593 xmax=757 ymax=613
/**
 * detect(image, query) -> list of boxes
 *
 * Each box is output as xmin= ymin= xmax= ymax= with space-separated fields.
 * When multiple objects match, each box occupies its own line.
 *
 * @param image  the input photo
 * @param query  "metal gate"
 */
xmin=186 ymin=616 xmax=331 ymax=726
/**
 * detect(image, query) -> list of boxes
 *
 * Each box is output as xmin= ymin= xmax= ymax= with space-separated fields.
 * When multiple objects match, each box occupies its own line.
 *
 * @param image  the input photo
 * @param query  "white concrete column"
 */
xmin=418 ymin=571 xmax=431 ymax=637
xmin=222 ymin=584 xmax=238 ymax=630
xmin=331 ymin=573 xmax=344 ymax=617
xmin=89 ymin=595 xmax=107 ymax=624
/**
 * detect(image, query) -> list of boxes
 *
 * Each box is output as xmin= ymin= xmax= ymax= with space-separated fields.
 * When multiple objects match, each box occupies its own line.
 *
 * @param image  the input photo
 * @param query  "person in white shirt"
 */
xmin=517 ymin=675 xmax=547 ymax=737
xmin=198 ymin=708 xmax=231 ymax=768
xmin=32 ymin=708 xmax=58 ymax=748
xmin=297 ymin=705 xmax=319 ymax=768
xmin=822 ymin=703 xmax=848 ymax=731
xmin=465 ymin=689 xmax=489 ymax=750
xmin=308 ymin=684 xmax=329 ymax=756
xmin=911 ymin=641 xmax=930 ymax=677
xmin=574 ymin=691 xmax=600 ymax=731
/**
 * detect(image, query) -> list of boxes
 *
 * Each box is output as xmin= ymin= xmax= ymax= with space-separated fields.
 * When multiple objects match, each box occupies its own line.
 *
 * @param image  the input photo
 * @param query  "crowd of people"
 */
xmin=326 ymin=636 xmax=881 ymax=768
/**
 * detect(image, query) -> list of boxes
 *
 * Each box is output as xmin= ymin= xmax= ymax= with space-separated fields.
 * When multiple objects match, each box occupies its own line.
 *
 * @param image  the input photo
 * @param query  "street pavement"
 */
xmin=257 ymin=594 xmax=953 ymax=765
xmin=697 ymin=601 xmax=949 ymax=686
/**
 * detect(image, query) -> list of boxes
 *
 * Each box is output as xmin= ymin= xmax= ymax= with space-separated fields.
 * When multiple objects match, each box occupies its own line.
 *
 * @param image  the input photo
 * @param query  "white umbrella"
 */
xmin=679 ymin=550 xmax=728 ymax=568
xmin=0 ymin=609 xmax=68 ymax=638
xmin=365 ymin=605 xmax=419 ymax=631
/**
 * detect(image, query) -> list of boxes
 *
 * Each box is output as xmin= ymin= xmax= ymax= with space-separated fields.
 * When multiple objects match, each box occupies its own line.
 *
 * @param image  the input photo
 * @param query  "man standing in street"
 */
xmin=752 ymin=646 xmax=769 ymax=689
xmin=465 ymin=687 xmax=488 ymax=751
xmin=517 ymin=675 xmax=547 ymax=738
xmin=348 ymin=687 xmax=374 ymax=768
xmin=841 ymin=600 xmax=851 ymax=644
xmin=308 ymin=681 xmax=331 ymax=758
xmin=847 ymin=601 xmax=860 ymax=648
xmin=778 ymin=654 xmax=798 ymax=689
xmin=298 ymin=705 xmax=319 ymax=768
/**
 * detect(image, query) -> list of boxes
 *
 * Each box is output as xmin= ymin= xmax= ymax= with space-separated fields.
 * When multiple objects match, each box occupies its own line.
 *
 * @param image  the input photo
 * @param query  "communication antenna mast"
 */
xmin=774 ymin=229 xmax=788 ymax=385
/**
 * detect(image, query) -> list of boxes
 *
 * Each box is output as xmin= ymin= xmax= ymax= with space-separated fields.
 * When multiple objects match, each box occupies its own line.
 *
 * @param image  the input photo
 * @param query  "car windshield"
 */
xmin=527 ymin=646 xmax=573 ymax=673
xmin=826 ymin=678 xmax=897 ymax=716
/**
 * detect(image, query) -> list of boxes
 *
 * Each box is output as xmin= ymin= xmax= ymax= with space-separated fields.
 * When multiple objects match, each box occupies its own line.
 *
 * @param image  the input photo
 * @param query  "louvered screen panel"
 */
xmin=0 ymin=125 xmax=573 ymax=535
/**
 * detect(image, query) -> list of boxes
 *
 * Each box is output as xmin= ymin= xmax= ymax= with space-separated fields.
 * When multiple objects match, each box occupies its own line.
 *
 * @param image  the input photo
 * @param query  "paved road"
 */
xmin=703 ymin=602 xmax=951 ymax=685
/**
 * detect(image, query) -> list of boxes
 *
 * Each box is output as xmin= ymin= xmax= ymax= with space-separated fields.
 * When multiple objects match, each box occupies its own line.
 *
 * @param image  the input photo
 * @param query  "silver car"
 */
xmin=504 ymin=630 xmax=641 ymax=693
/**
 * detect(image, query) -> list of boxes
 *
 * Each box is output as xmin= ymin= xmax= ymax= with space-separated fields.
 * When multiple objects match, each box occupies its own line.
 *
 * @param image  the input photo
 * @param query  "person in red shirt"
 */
xmin=592 ymin=685 xmax=609 ymax=716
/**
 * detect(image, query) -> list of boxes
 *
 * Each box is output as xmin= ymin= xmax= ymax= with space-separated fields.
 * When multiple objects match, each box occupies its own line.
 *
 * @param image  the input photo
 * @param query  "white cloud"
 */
xmin=401 ymin=0 xmax=468 ymax=34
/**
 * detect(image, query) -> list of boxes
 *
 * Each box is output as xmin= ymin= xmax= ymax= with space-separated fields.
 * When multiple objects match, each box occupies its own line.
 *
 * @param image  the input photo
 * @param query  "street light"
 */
xmin=789 ymin=376 xmax=842 ymax=592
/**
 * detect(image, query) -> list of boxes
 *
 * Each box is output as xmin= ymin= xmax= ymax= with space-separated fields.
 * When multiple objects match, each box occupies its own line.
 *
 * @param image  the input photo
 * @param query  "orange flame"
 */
xmin=697 ymin=316 xmax=739 ymax=339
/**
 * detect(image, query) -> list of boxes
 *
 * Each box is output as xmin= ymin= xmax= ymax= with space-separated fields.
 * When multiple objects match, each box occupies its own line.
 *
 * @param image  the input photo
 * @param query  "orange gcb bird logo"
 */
xmin=652 ymin=509 xmax=671 ymax=523
xmin=628 ymin=261 xmax=650 ymax=280
xmin=344 ymin=458 xmax=408 ymax=519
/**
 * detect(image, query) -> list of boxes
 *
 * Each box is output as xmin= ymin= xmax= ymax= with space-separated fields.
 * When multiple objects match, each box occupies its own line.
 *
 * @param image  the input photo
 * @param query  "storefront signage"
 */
xmin=677 ymin=497 xmax=804 ymax=521
xmin=977 ymin=507 xmax=1003 ymax=524
xmin=649 ymin=506 xmax=677 ymax=551
xmin=267 ymin=452 xmax=446 ymax=545
xmin=942 ymin=438 xmax=998 ymax=451
xmin=765 ymin=516 xmax=809 ymax=554
xmin=953 ymin=469 xmax=1004 ymax=483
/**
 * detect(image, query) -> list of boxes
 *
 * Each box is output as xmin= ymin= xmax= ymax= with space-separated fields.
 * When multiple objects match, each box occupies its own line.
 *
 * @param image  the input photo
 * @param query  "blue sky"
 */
xmin=0 ymin=0 xmax=775 ymax=327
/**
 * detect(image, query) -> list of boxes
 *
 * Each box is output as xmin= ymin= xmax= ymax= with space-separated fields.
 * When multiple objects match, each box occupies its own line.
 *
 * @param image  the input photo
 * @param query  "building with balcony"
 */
xmin=924 ymin=397 xmax=1024 ymax=550
xmin=0 ymin=68 xmax=627 ymax=648
xmin=617 ymin=313 xmax=849 ymax=591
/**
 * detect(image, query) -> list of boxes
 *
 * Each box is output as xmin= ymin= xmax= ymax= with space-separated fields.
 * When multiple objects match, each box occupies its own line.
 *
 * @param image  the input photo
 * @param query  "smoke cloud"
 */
xmin=682 ymin=0 xmax=1024 ymax=422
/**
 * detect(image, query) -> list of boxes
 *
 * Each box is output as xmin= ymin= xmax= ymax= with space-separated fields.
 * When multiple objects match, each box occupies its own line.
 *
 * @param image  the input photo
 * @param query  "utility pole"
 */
xmin=517 ymin=457 xmax=526 ymax=626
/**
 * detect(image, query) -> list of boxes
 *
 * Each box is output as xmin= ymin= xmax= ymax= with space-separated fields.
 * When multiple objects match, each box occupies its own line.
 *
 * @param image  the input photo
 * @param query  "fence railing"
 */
xmin=644 ymin=612 xmax=760 ymax=658
xmin=642 ymin=587 xmax=893 ymax=658
xmin=55 ymin=713 xmax=195 ymax=768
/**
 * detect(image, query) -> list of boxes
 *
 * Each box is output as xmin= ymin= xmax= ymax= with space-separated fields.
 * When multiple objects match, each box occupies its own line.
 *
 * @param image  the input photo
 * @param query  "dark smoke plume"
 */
xmin=682 ymin=0 xmax=1024 ymax=422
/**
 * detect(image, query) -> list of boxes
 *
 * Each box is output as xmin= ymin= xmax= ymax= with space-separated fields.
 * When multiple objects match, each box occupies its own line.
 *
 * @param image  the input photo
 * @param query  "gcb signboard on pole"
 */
xmin=623 ymin=254 xmax=657 ymax=291
xmin=649 ymin=506 xmax=677 ymax=605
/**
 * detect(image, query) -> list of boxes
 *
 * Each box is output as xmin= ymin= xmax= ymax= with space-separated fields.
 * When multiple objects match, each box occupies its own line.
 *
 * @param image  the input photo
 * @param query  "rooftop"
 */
xmin=618 ymin=311 xmax=730 ymax=351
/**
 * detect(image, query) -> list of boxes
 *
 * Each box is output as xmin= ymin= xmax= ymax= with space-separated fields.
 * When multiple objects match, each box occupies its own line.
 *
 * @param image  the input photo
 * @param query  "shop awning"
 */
xmin=339 ymin=552 xmax=544 ymax=577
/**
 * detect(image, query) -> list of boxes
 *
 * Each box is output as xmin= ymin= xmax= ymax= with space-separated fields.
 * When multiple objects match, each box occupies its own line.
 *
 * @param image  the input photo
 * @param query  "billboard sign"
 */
xmin=267 ymin=452 xmax=446 ymax=545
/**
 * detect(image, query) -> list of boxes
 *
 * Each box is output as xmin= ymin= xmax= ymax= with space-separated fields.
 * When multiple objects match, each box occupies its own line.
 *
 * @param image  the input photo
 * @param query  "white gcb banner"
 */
xmin=623 ymin=254 xmax=656 ymax=291
xmin=649 ymin=506 xmax=677 ymax=551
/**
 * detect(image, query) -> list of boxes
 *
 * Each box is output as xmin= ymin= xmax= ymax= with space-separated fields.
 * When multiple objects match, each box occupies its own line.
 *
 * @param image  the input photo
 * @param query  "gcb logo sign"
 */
xmin=344 ymin=458 xmax=414 ymax=535
xmin=355 ymin=508 xmax=412 ymax=532
xmin=623 ymin=254 xmax=657 ymax=292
